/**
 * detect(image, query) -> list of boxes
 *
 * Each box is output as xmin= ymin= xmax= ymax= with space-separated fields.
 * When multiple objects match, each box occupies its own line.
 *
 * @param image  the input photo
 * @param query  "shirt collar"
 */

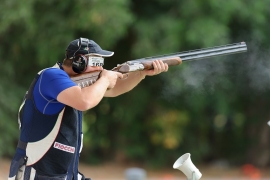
xmin=53 ymin=61 xmax=64 ymax=70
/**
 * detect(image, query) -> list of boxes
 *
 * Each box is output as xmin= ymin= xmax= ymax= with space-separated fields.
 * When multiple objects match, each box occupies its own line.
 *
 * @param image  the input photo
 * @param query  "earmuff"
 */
xmin=71 ymin=38 xmax=90 ymax=74
xmin=72 ymin=54 xmax=88 ymax=74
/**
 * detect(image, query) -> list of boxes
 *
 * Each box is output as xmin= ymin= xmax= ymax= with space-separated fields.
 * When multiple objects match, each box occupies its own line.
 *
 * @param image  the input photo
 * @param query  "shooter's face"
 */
xmin=83 ymin=55 xmax=104 ymax=73
xmin=84 ymin=66 xmax=103 ymax=73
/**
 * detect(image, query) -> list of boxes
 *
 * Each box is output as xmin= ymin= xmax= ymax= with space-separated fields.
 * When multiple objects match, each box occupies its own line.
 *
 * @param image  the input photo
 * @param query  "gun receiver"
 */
xmin=71 ymin=42 xmax=247 ymax=88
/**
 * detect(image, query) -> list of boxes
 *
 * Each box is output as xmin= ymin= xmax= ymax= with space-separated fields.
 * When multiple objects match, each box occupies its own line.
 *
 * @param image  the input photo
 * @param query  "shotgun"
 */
xmin=71 ymin=42 xmax=247 ymax=88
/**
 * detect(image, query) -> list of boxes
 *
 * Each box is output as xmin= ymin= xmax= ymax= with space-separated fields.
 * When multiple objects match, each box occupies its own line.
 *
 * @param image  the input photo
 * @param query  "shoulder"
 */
xmin=41 ymin=68 xmax=69 ymax=77
xmin=36 ymin=67 xmax=76 ymax=99
xmin=39 ymin=67 xmax=76 ymax=87
xmin=39 ymin=68 xmax=73 ymax=83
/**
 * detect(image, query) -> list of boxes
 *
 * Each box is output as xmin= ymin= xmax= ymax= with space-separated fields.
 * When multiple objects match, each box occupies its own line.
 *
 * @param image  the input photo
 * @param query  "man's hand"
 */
xmin=100 ymin=69 xmax=123 ymax=89
xmin=142 ymin=60 xmax=169 ymax=76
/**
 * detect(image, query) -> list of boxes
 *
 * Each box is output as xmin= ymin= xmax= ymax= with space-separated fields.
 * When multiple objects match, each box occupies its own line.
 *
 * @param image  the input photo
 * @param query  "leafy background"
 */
xmin=0 ymin=0 xmax=270 ymax=170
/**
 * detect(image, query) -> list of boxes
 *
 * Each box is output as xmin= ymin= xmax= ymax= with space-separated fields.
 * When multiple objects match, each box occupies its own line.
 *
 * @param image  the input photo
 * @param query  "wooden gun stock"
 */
xmin=142 ymin=57 xmax=182 ymax=69
xmin=70 ymin=71 xmax=101 ymax=88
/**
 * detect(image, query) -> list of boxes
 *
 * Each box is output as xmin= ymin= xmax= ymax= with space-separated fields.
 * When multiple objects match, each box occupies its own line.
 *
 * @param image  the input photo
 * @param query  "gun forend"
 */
xmin=113 ymin=57 xmax=182 ymax=73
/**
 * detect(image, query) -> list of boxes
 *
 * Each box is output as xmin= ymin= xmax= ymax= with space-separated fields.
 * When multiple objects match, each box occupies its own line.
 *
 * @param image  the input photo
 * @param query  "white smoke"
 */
xmin=161 ymin=41 xmax=270 ymax=99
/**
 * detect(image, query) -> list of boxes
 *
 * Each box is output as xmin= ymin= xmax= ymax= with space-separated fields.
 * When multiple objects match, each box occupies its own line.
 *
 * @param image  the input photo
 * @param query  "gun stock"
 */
xmin=71 ymin=42 xmax=247 ymax=87
xmin=70 ymin=71 xmax=101 ymax=88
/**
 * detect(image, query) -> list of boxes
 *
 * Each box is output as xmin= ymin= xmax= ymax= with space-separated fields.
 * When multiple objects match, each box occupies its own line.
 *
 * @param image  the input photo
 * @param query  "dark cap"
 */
xmin=66 ymin=37 xmax=114 ymax=59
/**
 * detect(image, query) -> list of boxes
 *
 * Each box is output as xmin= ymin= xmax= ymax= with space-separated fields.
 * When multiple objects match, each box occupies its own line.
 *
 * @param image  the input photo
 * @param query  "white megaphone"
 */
xmin=173 ymin=153 xmax=202 ymax=180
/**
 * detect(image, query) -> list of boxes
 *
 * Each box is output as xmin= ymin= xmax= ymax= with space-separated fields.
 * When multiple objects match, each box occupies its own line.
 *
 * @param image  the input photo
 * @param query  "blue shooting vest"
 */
xmin=8 ymin=67 xmax=83 ymax=180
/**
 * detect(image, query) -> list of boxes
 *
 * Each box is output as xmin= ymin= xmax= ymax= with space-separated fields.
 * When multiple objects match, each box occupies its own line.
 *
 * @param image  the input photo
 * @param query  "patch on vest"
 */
xmin=54 ymin=142 xmax=75 ymax=153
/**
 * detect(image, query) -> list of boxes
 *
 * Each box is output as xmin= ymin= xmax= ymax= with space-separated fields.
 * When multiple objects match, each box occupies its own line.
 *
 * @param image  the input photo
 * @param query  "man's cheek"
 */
xmin=84 ymin=66 xmax=103 ymax=73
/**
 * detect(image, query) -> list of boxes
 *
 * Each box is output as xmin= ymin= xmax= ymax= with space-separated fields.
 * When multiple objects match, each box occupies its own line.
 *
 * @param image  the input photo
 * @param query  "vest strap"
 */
xmin=17 ymin=140 xmax=27 ymax=150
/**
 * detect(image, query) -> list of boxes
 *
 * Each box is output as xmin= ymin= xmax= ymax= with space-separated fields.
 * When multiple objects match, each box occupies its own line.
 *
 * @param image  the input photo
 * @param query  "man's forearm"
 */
xmin=104 ymin=71 xmax=146 ymax=97
xmin=80 ymin=76 xmax=111 ymax=109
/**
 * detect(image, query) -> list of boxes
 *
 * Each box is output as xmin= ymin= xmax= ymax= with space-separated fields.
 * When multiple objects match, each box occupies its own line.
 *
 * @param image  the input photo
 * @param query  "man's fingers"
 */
xmin=157 ymin=61 xmax=163 ymax=73
xmin=164 ymin=63 xmax=169 ymax=72
xmin=141 ymin=60 xmax=169 ymax=77
xmin=153 ymin=60 xmax=166 ymax=74
xmin=159 ymin=60 xmax=167 ymax=72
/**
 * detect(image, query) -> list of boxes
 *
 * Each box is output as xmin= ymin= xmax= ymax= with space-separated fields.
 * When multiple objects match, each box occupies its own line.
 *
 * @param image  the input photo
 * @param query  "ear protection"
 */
xmin=72 ymin=54 xmax=88 ymax=73
xmin=72 ymin=38 xmax=89 ymax=74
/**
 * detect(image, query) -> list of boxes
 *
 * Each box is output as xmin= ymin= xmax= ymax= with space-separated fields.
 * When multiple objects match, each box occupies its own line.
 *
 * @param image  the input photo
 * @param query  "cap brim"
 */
xmin=88 ymin=50 xmax=114 ymax=57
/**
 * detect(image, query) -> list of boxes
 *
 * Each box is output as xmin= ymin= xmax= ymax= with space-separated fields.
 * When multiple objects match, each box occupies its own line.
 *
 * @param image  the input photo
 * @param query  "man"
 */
xmin=8 ymin=37 xmax=174 ymax=180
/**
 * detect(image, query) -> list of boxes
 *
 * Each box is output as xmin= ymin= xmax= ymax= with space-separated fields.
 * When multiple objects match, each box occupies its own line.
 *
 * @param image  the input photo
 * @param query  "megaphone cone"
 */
xmin=173 ymin=153 xmax=202 ymax=180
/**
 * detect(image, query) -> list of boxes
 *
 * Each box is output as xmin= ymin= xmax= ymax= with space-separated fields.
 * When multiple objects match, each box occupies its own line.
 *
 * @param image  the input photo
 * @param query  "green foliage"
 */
xmin=0 ymin=81 xmax=23 ymax=156
xmin=1 ymin=0 xmax=270 ymax=168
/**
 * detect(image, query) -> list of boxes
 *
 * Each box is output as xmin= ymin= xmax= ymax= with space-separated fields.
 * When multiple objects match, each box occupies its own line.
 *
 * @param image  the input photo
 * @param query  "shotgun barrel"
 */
xmin=113 ymin=42 xmax=247 ymax=73
xmin=130 ymin=42 xmax=247 ymax=62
